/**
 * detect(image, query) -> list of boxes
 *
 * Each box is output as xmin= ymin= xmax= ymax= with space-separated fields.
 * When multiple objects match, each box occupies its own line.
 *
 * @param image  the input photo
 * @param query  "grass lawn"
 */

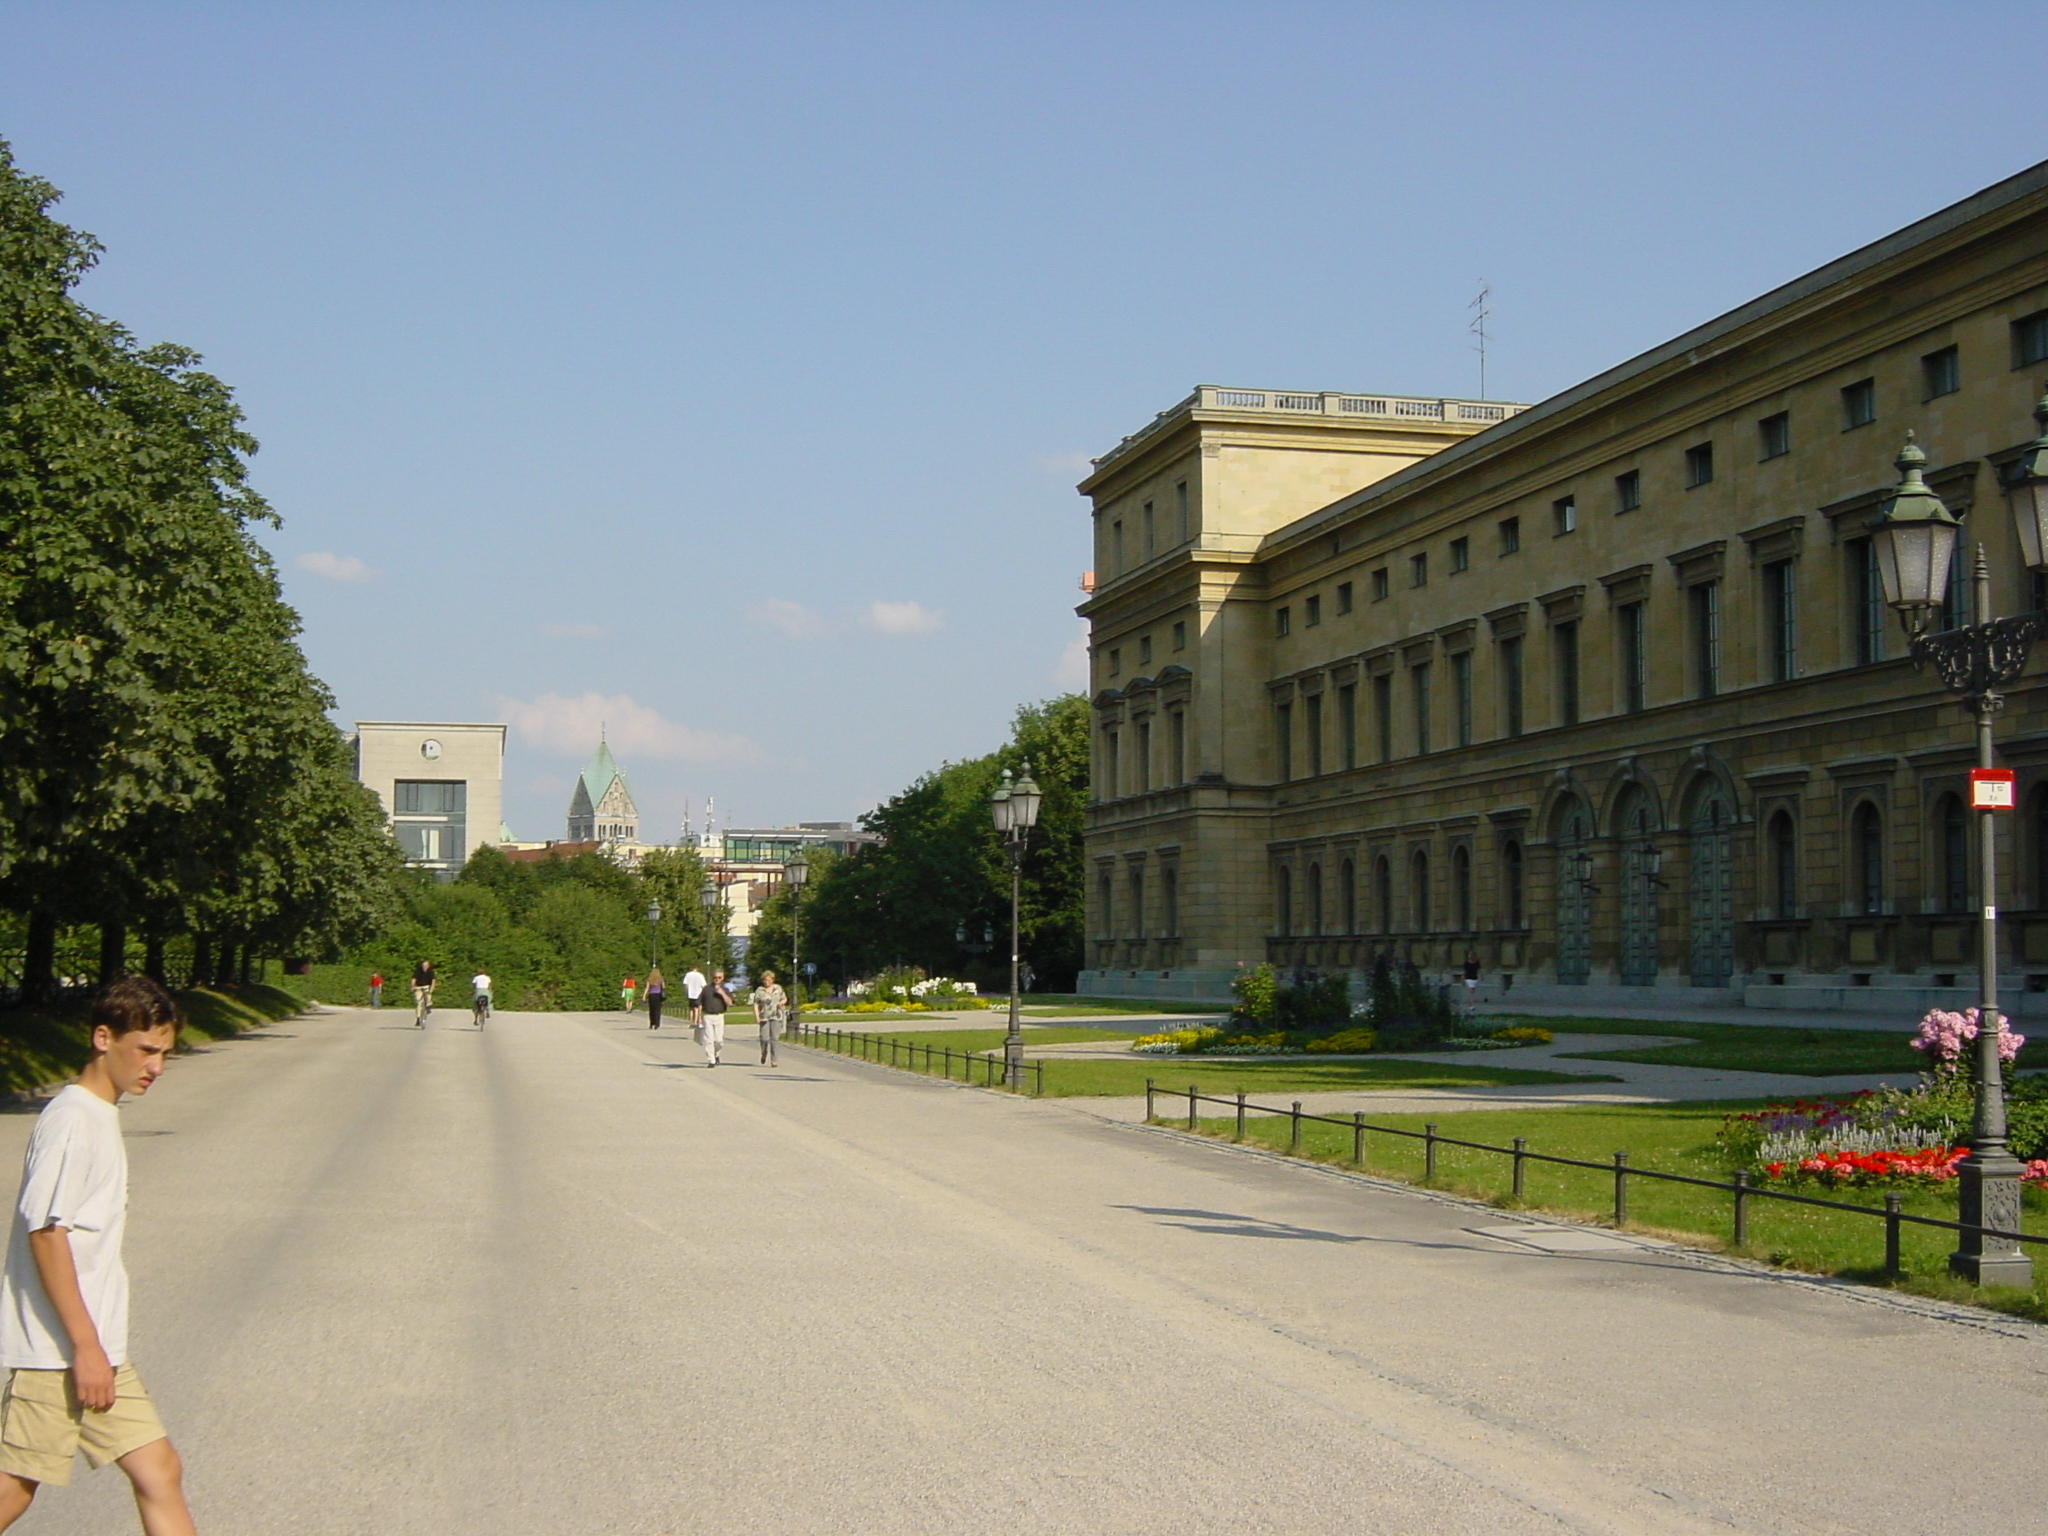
xmin=0 ymin=983 xmax=305 ymax=1097
xmin=801 ymin=1026 xmax=1141 ymax=1052
xmin=1020 ymin=995 xmax=1231 ymax=1017
xmin=1526 ymin=1016 xmax=2048 ymax=1077
xmin=1175 ymin=1099 xmax=2048 ymax=1321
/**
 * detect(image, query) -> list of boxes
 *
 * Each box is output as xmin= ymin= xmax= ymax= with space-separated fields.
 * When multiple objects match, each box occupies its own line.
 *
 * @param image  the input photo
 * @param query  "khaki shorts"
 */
xmin=0 ymin=1365 xmax=166 ymax=1486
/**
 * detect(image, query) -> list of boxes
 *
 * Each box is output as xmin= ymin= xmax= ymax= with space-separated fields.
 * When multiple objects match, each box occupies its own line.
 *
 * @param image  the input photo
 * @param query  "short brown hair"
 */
xmin=91 ymin=976 xmax=181 ymax=1037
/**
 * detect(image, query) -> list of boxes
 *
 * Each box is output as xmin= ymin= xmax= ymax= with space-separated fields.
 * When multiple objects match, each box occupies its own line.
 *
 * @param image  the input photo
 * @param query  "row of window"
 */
xmin=1099 ymin=711 xmax=1189 ymax=799
xmin=1106 ymin=479 xmax=1192 ymax=579
xmin=1105 ymin=620 xmax=1188 ymax=679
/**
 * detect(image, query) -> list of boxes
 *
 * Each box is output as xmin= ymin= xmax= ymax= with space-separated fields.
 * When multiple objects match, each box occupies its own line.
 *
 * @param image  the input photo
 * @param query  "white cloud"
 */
xmin=1038 ymin=450 xmax=1096 ymax=477
xmin=295 ymin=551 xmax=376 ymax=583
xmin=862 ymin=600 xmax=943 ymax=636
xmin=1053 ymin=624 xmax=1090 ymax=690
xmin=750 ymin=599 xmax=830 ymax=640
xmin=497 ymin=692 xmax=763 ymax=765
xmin=541 ymin=622 xmax=607 ymax=639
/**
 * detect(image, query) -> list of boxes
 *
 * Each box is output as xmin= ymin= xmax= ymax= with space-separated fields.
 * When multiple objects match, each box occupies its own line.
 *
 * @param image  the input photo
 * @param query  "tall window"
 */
xmin=1129 ymin=869 xmax=1145 ymax=939
xmin=1938 ymin=521 xmax=1971 ymax=631
xmin=1853 ymin=803 xmax=1884 ymax=915
xmin=1940 ymin=794 xmax=1970 ymax=914
xmin=1841 ymin=378 xmax=1876 ymax=429
xmin=1503 ymin=841 xmax=1525 ymax=929
xmin=1922 ymin=345 xmax=1960 ymax=399
xmin=1169 ymin=711 xmax=1186 ymax=786
xmin=1372 ymin=568 xmax=1389 ymax=600
xmin=1340 ymin=859 xmax=1356 ymax=934
xmin=1098 ymin=872 xmax=1113 ymax=938
xmin=1684 ymin=442 xmax=1715 ymax=487
xmin=1619 ymin=603 xmax=1647 ymax=713
xmin=1142 ymin=501 xmax=1155 ymax=558
xmin=1769 ymin=811 xmax=1798 ymax=918
xmin=1104 ymin=731 xmax=1120 ymax=800
xmin=1374 ymin=673 xmax=1393 ymax=763
xmin=1451 ymin=651 xmax=1473 ymax=747
xmin=2013 ymin=310 xmax=2048 ymax=368
xmin=1172 ymin=620 xmax=1186 ymax=651
xmin=1411 ymin=662 xmax=1433 ymax=755
xmin=1500 ymin=635 xmax=1524 ymax=737
xmin=1337 ymin=581 xmax=1354 ymax=614
xmin=1615 ymin=469 xmax=1641 ymax=513
xmin=1274 ymin=703 xmax=1292 ymax=781
xmin=1162 ymin=868 xmax=1178 ymax=935
xmin=1499 ymin=516 xmax=1521 ymax=554
xmin=1849 ymin=538 xmax=1884 ymax=664
xmin=1765 ymin=560 xmax=1798 ymax=682
xmin=1275 ymin=866 xmax=1291 ymax=936
xmin=1453 ymin=846 xmax=1473 ymax=931
xmin=1275 ymin=606 xmax=1291 ymax=638
xmin=1176 ymin=480 xmax=1189 ymax=543
xmin=1111 ymin=519 xmax=1124 ymax=572
xmin=1450 ymin=536 xmax=1470 ymax=572
xmin=1758 ymin=411 xmax=1790 ymax=460
xmin=1409 ymin=552 xmax=1429 ymax=587
xmin=1136 ymin=720 xmax=1152 ymax=793
xmin=1307 ymin=863 xmax=1323 ymax=935
xmin=1410 ymin=850 xmax=1431 ymax=933
xmin=1338 ymin=684 xmax=1358 ymax=769
xmin=1305 ymin=694 xmax=1324 ymax=776
xmin=1690 ymin=583 xmax=1719 ymax=699
xmin=1374 ymin=855 xmax=1393 ymax=933
xmin=1554 ymin=622 xmax=1581 ymax=726
xmin=1552 ymin=496 xmax=1577 ymax=535
xmin=1305 ymin=594 xmax=1322 ymax=627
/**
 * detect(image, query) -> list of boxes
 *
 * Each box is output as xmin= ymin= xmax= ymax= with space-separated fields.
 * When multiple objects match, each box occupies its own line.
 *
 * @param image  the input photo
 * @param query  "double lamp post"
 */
xmin=988 ymin=766 xmax=1043 ymax=1089
xmin=1869 ymin=402 xmax=2048 ymax=1286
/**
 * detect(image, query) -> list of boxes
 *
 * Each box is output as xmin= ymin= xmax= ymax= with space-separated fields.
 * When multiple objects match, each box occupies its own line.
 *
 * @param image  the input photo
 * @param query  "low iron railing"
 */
xmin=1145 ymin=1080 xmax=2048 ymax=1276
xmin=789 ymin=1021 xmax=1044 ymax=1096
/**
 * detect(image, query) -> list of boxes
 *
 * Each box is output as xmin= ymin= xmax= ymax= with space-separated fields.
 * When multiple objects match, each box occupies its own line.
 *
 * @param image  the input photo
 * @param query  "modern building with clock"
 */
xmin=352 ymin=721 xmax=507 ymax=880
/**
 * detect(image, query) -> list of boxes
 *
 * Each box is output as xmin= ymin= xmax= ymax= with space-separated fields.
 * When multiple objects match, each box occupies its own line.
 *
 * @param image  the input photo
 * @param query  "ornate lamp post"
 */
xmin=645 ymin=899 xmax=662 ymax=975
xmin=699 ymin=877 xmax=726 ymax=974
xmin=784 ymin=855 xmax=808 ymax=1030
xmin=1870 ymin=429 xmax=2048 ymax=1286
xmin=990 ymin=766 xmax=1043 ymax=1088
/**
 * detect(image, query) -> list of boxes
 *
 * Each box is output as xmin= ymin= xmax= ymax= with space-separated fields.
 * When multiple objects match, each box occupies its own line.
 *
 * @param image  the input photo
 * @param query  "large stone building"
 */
xmin=1077 ymin=160 xmax=2048 ymax=1014
xmin=566 ymin=736 xmax=639 ymax=845
xmin=353 ymin=721 xmax=507 ymax=881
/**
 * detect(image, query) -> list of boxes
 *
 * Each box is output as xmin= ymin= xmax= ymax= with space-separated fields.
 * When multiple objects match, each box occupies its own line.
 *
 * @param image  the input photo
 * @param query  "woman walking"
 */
xmin=697 ymin=969 xmax=734 ymax=1066
xmin=645 ymin=966 xmax=666 ymax=1030
xmin=752 ymin=970 xmax=788 ymax=1066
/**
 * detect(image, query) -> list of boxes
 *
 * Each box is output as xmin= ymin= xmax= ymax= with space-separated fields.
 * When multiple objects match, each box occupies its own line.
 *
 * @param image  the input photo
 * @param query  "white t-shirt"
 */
xmin=472 ymin=974 xmax=492 ymax=994
xmin=682 ymin=969 xmax=707 ymax=1001
xmin=0 ymin=1085 xmax=130 ymax=1369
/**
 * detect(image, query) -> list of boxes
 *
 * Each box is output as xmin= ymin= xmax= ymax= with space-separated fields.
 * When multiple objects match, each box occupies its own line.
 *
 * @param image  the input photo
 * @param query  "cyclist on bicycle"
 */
xmin=411 ymin=959 xmax=436 ymax=1027
xmin=471 ymin=971 xmax=493 ymax=1029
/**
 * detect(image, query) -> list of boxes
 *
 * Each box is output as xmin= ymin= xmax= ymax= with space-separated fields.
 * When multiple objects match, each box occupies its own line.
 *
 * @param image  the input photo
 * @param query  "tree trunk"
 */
xmin=21 ymin=913 xmax=57 ymax=1005
xmin=143 ymin=935 xmax=166 ymax=985
xmin=190 ymin=934 xmax=213 ymax=990
xmin=239 ymin=948 xmax=254 ymax=985
xmin=97 ymin=920 xmax=127 ymax=988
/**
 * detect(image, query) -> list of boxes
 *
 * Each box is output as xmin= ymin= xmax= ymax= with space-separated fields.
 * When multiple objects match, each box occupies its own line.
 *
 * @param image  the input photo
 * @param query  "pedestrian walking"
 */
xmin=682 ymin=964 xmax=707 ymax=1029
xmin=368 ymin=971 xmax=383 ymax=1009
xmin=645 ymin=967 xmax=666 ymax=1031
xmin=1462 ymin=955 xmax=1481 ymax=1002
xmin=410 ymin=959 xmax=436 ymax=1027
xmin=697 ymin=969 xmax=733 ymax=1067
xmin=752 ymin=971 xmax=787 ymax=1066
xmin=0 ymin=976 xmax=198 ymax=1534
xmin=621 ymin=975 xmax=637 ymax=1013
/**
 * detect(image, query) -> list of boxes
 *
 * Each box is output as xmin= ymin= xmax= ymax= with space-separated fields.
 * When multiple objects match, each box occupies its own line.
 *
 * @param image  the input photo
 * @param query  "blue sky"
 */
xmin=3 ymin=1 xmax=2044 ymax=840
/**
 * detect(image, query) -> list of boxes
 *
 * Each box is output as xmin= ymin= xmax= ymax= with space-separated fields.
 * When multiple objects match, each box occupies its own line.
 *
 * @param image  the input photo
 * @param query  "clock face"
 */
xmin=421 ymin=739 xmax=443 ymax=761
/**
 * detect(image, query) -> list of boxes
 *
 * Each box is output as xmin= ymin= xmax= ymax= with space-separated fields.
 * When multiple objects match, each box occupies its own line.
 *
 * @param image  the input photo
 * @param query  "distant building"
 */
xmin=567 ymin=737 xmax=639 ymax=844
xmin=353 ymin=722 xmax=507 ymax=881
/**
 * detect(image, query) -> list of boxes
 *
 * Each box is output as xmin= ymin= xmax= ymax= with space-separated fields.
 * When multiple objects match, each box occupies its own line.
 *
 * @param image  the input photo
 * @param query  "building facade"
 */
xmin=567 ymin=737 xmax=639 ymax=845
xmin=1078 ymin=162 xmax=2048 ymax=1014
xmin=353 ymin=721 xmax=507 ymax=881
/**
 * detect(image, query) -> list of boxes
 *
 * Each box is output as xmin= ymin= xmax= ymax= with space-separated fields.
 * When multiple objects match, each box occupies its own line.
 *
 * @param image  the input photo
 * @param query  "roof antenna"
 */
xmin=1469 ymin=281 xmax=1491 ymax=399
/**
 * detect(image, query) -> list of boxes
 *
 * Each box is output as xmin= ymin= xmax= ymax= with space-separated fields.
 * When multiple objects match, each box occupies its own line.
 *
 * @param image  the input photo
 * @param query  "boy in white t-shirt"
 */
xmin=0 ymin=976 xmax=195 ymax=1534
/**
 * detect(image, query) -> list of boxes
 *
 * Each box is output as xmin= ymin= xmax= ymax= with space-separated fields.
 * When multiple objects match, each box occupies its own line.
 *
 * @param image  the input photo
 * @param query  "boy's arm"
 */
xmin=26 ymin=1225 xmax=114 ymax=1409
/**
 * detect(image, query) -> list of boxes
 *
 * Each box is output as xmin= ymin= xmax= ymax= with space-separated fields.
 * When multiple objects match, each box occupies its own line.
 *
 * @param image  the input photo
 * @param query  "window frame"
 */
xmin=1841 ymin=377 xmax=1877 ymax=430
xmin=1758 ymin=411 xmax=1790 ymax=460
xmin=1499 ymin=516 xmax=1521 ymax=554
xmin=1552 ymin=496 xmax=1577 ymax=535
xmin=1614 ymin=470 xmax=1641 ymax=513
xmin=1684 ymin=442 xmax=1715 ymax=488
xmin=1921 ymin=344 xmax=1960 ymax=400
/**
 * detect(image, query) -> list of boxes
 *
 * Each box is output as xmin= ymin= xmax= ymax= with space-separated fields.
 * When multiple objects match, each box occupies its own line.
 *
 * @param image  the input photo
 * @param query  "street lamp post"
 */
xmin=699 ymin=878 xmax=725 ymax=976
xmin=1870 ymin=426 xmax=2048 ymax=1287
xmin=645 ymin=899 xmax=661 ymax=975
xmin=784 ymin=855 xmax=809 ymax=1032
xmin=989 ymin=766 xmax=1043 ymax=1088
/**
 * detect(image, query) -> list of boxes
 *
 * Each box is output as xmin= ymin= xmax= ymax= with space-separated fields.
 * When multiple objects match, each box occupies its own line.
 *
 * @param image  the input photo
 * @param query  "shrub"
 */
xmin=1490 ymin=1026 xmax=1552 ymax=1045
xmin=1305 ymin=1027 xmax=1377 ymax=1054
xmin=1231 ymin=963 xmax=1278 ymax=1026
xmin=1131 ymin=1028 xmax=1222 ymax=1055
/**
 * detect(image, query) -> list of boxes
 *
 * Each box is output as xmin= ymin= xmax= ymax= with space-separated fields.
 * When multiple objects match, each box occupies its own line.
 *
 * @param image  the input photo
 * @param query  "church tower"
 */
xmin=566 ymin=734 xmax=639 ymax=844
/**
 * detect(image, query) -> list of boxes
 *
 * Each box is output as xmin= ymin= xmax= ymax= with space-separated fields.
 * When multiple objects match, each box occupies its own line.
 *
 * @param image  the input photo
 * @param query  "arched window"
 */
xmin=1939 ymin=794 xmax=1969 ymax=914
xmin=1308 ymin=863 xmax=1324 ymax=935
xmin=1162 ymin=868 xmax=1179 ymax=936
xmin=1340 ymin=859 xmax=1357 ymax=934
xmin=1098 ymin=872 xmax=1114 ymax=938
xmin=1853 ymin=803 xmax=1884 ymax=915
xmin=1411 ymin=849 xmax=1431 ymax=934
xmin=1769 ymin=811 xmax=1798 ymax=918
xmin=1453 ymin=846 xmax=1473 ymax=931
xmin=1503 ymin=841 xmax=1525 ymax=928
xmin=1375 ymin=855 xmax=1393 ymax=933
xmin=1276 ymin=866 xmax=1293 ymax=937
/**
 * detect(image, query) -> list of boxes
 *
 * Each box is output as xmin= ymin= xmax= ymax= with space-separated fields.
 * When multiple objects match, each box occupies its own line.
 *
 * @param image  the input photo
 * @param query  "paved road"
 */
xmin=11 ymin=1008 xmax=2046 ymax=1535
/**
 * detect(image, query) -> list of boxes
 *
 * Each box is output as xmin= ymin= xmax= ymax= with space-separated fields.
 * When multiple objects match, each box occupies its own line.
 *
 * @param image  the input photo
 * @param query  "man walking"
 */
xmin=0 ymin=976 xmax=198 ymax=1534
xmin=367 ymin=971 xmax=383 ymax=1009
xmin=682 ymin=964 xmax=707 ymax=1030
xmin=697 ymin=970 xmax=733 ymax=1067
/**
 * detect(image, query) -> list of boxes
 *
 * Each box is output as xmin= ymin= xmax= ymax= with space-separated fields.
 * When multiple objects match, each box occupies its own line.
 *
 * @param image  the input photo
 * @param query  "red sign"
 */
xmin=1970 ymin=768 xmax=2016 ymax=811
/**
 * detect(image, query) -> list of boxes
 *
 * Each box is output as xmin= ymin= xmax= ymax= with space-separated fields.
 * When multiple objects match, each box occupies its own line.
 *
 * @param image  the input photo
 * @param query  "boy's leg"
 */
xmin=117 ymin=1438 xmax=195 ymax=1536
xmin=0 ymin=1474 xmax=35 ymax=1531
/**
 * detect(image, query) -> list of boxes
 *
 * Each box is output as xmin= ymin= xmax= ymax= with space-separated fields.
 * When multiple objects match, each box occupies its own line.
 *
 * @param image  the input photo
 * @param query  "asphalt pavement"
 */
xmin=9 ymin=1006 xmax=2045 ymax=1535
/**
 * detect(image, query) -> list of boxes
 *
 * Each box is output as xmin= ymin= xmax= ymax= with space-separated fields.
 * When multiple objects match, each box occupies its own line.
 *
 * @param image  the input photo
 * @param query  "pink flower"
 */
xmin=1910 ymin=1007 xmax=2024 ymax=1068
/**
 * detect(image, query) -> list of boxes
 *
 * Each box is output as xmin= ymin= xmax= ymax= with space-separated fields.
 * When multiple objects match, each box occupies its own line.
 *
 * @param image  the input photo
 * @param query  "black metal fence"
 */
xmin=789 ymin=1020 xmax=1044 ymax=1095
xmin=1145 ymin=1079 xmax=2048 ymax=1276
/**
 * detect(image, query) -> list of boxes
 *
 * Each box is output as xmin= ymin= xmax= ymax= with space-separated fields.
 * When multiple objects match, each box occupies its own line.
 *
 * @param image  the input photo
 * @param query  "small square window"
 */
xmin=1172 ymin=620 xmax=1186 ymax=651
xmin=1108 ymin=648 xmax=1121 ymax=677
xmin=2013 ymin=310 xmax=2048 ymax=368
xmin=1409 ymin=552 xmax=1428 ymax=587
xmin=1275 ymin=607 xmax=1291 ymax=638
xmin=1684 ymin=442 xmax=1714 ymax=487
xmin=1758 ymin=412 xmax=1790 ymax=460
xmin=1922 ymin=345 xmax=1960 ymax=399
xmin=1499 ymin=516 xmax=1520 ymax=554
xmin=1371 ymin=568 xmax=1389 ymax=601
xmin=1336 ymin=581 xmax=1354 ymax=614
xmin=1449 ymin=536 xmax=1470 ymax=572
xmin=1552 ymin=496 xmax=1576 ymax=535
xmin=1304 ymin=594 xmax=1321 ymax=627
xmin=1139 ymin=635 xmax=1152 ymax=664
xmin=1842 ymin=378 xmax=1876 ymax=429
xmin=1615 ymin=469 xmax=1641 ymax=513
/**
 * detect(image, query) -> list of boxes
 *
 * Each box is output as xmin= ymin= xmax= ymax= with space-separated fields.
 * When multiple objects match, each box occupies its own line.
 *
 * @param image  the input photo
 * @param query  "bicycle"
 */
xmin=472 ymin=991 xmax=491 ymax=1029
xmin=412 ymin=984 xmax=434 ymax=1027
